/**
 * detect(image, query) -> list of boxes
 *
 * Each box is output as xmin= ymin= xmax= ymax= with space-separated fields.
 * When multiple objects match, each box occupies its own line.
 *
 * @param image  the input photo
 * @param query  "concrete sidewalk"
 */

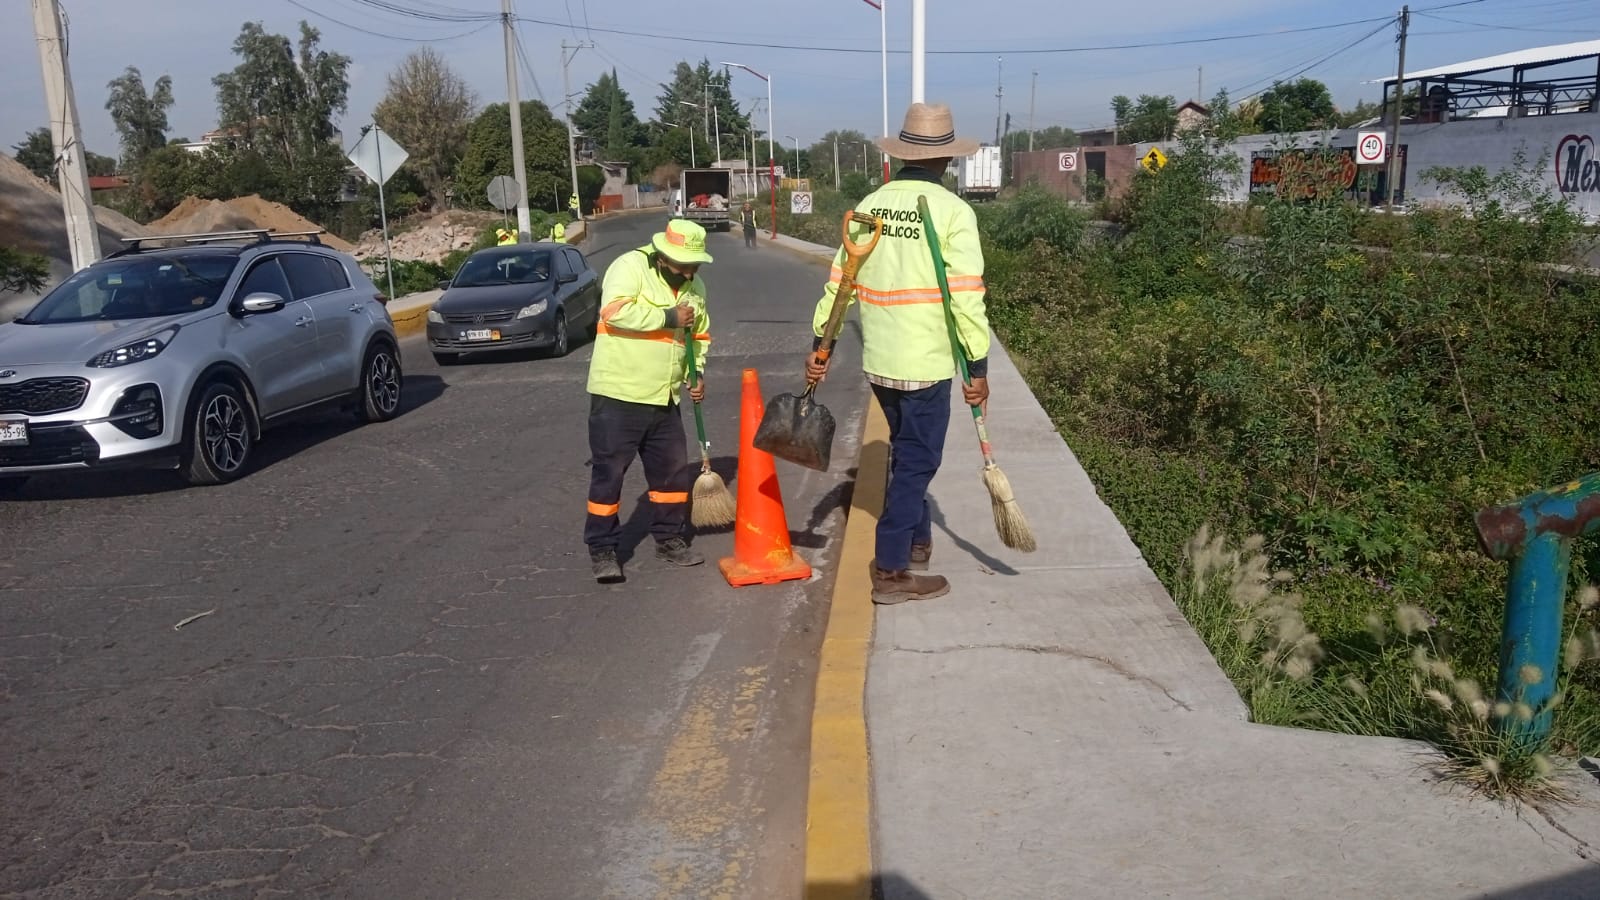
xmin=862 ymin=340 xmax=1600 ymax=899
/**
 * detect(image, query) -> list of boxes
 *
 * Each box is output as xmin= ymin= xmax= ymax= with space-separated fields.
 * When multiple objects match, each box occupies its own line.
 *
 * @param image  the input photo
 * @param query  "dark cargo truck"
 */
xmin=680 ymin=168 xmax=733 ymax=231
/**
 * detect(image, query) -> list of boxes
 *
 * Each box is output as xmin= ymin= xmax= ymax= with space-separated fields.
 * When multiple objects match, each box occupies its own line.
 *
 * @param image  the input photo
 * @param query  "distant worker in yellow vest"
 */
xmin=568 ymin=193 xmax=581 ymax=221
xmin=805 ymin=102 xmax=993 ymax=606
xmin=585 ymin=219 xmax=713 ymax=584
xmin=495 ymin=227 xmax=515 ymax=246
xmin=552 ymin=220 xmax=567 ymax=243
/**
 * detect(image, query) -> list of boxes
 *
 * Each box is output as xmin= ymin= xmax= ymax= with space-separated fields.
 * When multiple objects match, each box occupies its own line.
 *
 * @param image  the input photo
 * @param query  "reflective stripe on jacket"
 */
xmin=812 ymin=176 xmax=989 ymax=382
xmin=587 ymin=247 xmax=710 ymax=406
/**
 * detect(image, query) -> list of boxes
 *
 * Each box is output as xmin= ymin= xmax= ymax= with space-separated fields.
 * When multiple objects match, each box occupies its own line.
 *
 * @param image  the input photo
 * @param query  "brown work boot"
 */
xmin=870 ymin=564 xmax=950 ymax=605
xmin=909 ymin=543 xmax=933 ymax=571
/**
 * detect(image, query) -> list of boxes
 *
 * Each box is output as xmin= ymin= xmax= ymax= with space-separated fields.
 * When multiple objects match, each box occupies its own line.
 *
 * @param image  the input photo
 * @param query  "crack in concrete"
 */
xmin=888 ymin=642 xmax=1194 ymax=711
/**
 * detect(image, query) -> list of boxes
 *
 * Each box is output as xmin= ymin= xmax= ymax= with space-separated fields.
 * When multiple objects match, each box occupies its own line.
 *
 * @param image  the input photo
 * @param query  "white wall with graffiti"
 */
xmin=1138 ymin=109 xmax=1600 ymax=222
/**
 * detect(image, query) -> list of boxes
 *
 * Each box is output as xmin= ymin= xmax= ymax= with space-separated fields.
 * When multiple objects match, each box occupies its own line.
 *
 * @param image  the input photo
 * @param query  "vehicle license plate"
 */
xmin=464 ymin=328 xmax=495 ymax=342
xmin=0 ymin=419 xmax=27 ymax=446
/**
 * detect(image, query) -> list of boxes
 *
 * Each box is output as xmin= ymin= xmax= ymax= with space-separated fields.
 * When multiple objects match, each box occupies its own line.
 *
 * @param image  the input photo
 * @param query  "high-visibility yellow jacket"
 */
xmin=588 ymin=247 xmax=710 ymax=406
xmin=812 ymin=172 xmax=990 ymax=382
xmin=552 ymin=221 xmax=567 ymax=243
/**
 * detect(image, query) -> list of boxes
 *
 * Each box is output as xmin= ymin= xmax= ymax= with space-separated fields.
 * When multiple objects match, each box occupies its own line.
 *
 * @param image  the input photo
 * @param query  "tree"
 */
xmin=806 ymin=129 xmax=872 ymax=187
xmin=0 ymin=247 xmax=48 ymax=296
xmin=374 ymin=47 xmax=476 ymax=212
xmin=12 ymin=128 xmax=57 ymax=180
xmin=455 ymin=101 xmax=571 ymax=213
xmin=1110 ymin=96 xmax=1132 ymax=133
xmin=1257 ymin=78 xmax=1336 ymax=134
xmin=212 ymin=21 xmax=352 ymax=219
xmin=574 ymin=69 xmax=643 ymax=158
xmin=105 ymin=67 xmax=174 ymax=170
xmin=1334 ymin=98 xmax=1385 ymax=128
xmin=654 ymin=60 xmax=751 ymax=144
xmin=1122 ymin=95 xmax=1178 ymax=143
xmin=1204 ymin=89 xmax=1261 ymax=140
xmin=12 ymin=127 xmax=117 ymax=179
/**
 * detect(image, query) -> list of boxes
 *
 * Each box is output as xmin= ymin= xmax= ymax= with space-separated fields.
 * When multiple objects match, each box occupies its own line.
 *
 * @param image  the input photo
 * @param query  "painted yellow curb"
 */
xmin=389 ymin=304 xmax=429 ymax=340
xmin=804 ymin=396 xmax=888 ymax=900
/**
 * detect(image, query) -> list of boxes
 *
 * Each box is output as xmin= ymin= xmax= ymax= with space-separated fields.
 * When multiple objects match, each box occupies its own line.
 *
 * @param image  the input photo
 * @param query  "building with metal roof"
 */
xmin=1374 ymin=39 xmax=1599 ymax=121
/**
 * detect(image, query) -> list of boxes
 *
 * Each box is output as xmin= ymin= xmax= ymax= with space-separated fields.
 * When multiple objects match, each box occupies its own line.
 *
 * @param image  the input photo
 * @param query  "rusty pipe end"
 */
xmin=1475 ymin=503 xmax=1527 ymax=562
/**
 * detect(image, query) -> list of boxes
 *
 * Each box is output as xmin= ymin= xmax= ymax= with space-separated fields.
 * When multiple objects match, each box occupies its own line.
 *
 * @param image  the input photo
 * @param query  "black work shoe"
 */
xmin=909 ymin=543 xmax=933 ymax=571
xmin=655 ymin=537 xmax=705 ymax=567
xmin=591 ymin=549 xmax=624 ymax=584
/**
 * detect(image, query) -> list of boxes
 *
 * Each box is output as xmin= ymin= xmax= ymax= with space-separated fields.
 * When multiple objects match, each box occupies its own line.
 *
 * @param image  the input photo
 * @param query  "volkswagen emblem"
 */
xmin=472 ymin=314 xmax=485 ymax=325
xmin=0 ymin=370 xmax=15 ymax=379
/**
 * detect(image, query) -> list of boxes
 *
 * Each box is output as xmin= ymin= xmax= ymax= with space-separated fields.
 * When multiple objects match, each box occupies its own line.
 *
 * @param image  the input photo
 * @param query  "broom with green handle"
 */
xmin=916 ymin=195 xmax=1036 ymax=553
xmin=684 ymin=330 xmax=735 ymax=527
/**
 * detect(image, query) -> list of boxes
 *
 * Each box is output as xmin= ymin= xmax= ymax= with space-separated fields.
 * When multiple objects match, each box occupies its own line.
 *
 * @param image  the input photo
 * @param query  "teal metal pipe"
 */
xmin=1475 ymin=471 xmax=1600 ymax=743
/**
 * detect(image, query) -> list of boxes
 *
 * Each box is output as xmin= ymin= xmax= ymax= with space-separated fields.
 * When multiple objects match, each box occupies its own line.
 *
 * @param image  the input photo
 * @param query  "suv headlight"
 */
xmin=516 ymin=299 xmax=548 ymax=319
xmin=427 ymin=308 xmax=444 ymax=323
xmin=87 ymin=326 xmax=178 ymax=368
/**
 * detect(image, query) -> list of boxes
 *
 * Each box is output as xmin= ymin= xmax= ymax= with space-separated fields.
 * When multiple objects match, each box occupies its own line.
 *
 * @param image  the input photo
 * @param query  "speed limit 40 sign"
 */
xmin=1356 ymin=131 xmax=1387 ymax=165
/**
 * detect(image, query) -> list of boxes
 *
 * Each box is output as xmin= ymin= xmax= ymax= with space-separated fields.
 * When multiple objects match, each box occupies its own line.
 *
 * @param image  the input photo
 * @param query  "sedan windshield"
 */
xmin=18 ymin=253 xmax=238 ymax=324
xmin=452 ymin=249 xmax=553 ymax=287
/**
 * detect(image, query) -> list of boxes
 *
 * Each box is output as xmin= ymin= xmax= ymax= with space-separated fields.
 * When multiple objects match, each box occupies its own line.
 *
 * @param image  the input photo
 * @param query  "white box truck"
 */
xmin=958 ymin=146 xmax=1003 ymax=201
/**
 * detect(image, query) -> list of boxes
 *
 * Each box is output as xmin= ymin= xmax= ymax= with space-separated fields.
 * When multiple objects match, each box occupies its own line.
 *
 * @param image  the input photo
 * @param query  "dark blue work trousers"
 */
xmin=585 ymin=395 xmax=690 ymax=550
xmin=871 ymin=380 xmax=951 ymax=572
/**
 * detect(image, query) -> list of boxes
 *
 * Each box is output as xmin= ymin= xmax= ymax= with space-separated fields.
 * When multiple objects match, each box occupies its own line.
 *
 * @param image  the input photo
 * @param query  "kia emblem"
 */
xmin=0 ymin=369 xmax=15 ymax=379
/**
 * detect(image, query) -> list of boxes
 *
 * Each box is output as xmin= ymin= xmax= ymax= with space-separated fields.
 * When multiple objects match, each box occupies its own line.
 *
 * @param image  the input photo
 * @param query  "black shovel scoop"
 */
xmin=753 ymin=210 xmax=883 ymax=471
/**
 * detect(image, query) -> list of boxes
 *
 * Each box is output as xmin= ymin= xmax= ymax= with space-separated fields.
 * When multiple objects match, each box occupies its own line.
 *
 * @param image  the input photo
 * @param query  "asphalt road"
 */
xmin=0 ymin=212 xmax=868 ymax=899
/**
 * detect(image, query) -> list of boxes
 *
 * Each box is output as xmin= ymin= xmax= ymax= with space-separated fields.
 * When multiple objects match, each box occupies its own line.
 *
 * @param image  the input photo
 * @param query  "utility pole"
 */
xmin=911 ymin=0 xmax=926 ymax=103
xmin=561 ymin=39 xmax=594 ymax=224
xmin=500 ymin=1 xmax=532 ymax=238
xmin=1387 ymin=5 xmax=1410 ymax=209
xmin=32 ymin=0 xmax=99 ymax=270
xmin=1028 ymin=71 xmax=1037 ymax=152
xmin=994 ymin=56 xmax=1004 ymax=147
xmin=1198 ymin=66 xmax=1203 ymax=101
xmin=833 ymin=137 xmax=841 ymax=190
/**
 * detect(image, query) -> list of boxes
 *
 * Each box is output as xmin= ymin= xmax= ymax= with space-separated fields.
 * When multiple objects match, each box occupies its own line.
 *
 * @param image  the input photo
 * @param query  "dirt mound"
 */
xmin=350 ymin=210 xmax=499 ymax=263
xmin=151 ymin=194 xmax=352 ymax=251
xmin=0 ymin=152 xmax=151 ymax=319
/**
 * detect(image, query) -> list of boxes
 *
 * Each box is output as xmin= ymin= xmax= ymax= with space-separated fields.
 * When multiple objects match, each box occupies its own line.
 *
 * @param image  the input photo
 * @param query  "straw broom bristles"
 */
xmin=691 ymin=465 xmax=735 ymax=528
xmin=982 ymin=462 xmax=1036 ymax=552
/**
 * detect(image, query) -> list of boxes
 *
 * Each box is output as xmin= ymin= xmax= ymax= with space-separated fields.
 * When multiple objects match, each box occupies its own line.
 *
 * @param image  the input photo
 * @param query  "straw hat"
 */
xmin=652 ymin=218 xmax=714 ymax=265
xmin=875 ymin=102 xmax=978 ymax=160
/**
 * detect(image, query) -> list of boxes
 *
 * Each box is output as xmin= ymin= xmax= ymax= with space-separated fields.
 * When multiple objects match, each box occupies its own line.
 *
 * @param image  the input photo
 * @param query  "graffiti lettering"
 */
xmin=1556 ymin=134 xmax=1599 ymax=195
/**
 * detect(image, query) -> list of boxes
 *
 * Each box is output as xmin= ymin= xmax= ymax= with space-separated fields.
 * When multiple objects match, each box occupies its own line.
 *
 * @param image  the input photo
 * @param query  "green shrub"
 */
xmin=984 ymin=132 xmax=1600 ymax=775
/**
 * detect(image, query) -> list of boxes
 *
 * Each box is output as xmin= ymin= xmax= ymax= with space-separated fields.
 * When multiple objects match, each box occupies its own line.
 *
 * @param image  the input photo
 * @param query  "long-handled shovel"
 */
xmin=752 ymin=210 xmax=883 ymax=471
xmin=916 ymin=195 xmax=1036 ymax=553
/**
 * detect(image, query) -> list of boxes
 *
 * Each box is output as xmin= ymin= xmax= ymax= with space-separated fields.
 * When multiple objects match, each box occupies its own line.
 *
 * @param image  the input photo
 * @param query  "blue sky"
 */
xmin=4 ymin=0 xmax=1597 ymax=162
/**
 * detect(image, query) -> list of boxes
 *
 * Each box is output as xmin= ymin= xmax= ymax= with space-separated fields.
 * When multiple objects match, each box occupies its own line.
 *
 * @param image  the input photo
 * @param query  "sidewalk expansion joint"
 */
xmin=886 ymin=642 xmax=1193 ymax=712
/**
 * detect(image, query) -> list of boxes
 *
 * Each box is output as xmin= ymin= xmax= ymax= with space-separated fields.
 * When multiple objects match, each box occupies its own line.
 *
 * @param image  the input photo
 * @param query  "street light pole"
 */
xmin=863 ymin=0 xmax=890 ymax=182
xmin=677 ymin=100 xmax=698 ymax=168
xmin=911 ymin=0 xmax=926 ymax=103
xmin=723 ymin=62 xmax=775 ymax=239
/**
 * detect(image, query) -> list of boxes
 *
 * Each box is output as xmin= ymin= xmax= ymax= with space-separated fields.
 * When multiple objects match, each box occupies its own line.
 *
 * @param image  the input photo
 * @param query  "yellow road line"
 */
xmin=804 ymin=397 xmax=888 ymax=900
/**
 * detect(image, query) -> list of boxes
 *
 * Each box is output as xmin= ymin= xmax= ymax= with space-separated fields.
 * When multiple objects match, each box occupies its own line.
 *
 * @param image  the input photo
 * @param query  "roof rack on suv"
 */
xmin=113 ymin=229 xmax=326 ymax=255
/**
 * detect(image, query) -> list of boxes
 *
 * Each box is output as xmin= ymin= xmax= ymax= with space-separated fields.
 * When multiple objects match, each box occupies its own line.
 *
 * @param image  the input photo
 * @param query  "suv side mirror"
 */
xmin=239 ymin=292 xmax=287 ymax=314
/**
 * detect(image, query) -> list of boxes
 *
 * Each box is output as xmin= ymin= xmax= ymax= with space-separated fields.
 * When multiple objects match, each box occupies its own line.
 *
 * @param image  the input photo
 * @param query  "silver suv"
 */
xmin=0 ymin=230 xmax=402 ymax=493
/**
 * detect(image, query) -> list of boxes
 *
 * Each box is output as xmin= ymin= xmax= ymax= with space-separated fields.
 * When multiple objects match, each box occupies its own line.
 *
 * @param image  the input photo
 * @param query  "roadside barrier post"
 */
xmin=1475 ymin=472 xmax=1600 ymax=743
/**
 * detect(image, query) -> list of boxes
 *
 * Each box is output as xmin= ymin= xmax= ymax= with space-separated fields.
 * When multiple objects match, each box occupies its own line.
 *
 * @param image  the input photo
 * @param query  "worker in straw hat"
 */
xmin=585 ymin=219 xmax=714 ymax=584
xmin=495 ymin=227 xmax=515 ymax=246
xmin=805 ymin=102 xmax=993 ymax=605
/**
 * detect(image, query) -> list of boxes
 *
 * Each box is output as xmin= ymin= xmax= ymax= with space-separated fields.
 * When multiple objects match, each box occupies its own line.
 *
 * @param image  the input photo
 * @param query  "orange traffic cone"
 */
xmin=720 ymin=369 xmax=813 ymax=587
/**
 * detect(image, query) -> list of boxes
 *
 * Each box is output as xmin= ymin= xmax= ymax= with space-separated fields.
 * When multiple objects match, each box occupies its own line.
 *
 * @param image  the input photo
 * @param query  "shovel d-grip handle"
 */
xmin=814 ymin=211 xmax=884 ymax=366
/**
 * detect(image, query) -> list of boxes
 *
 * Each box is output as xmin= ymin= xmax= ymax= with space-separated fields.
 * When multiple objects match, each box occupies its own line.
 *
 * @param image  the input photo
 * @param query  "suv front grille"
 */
xmin=443 ymin=311 xmax=516 ymax=324
xmin=0 ymin=377 xmax=91 ymax=415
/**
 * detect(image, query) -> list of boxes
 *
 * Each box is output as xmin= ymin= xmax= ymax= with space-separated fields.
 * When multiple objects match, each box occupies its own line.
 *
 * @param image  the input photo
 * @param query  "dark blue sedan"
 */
xmin=426 ymin=245 xmax=600 ymax=365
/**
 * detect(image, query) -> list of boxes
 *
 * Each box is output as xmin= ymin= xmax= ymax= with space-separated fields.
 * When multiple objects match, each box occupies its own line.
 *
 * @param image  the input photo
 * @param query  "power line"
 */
xmin=511 ymin=20 xmax=549 ymax=104
xmin=284 ymin=0 xmax=493 ymax=42
xmin=339 ymin=0 xmax=497 ymax=23
xmin=1415 ymin=10 xmax=1600 ymax=33
xmin=1229 ymin=18 xmax=1398 ymax=103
